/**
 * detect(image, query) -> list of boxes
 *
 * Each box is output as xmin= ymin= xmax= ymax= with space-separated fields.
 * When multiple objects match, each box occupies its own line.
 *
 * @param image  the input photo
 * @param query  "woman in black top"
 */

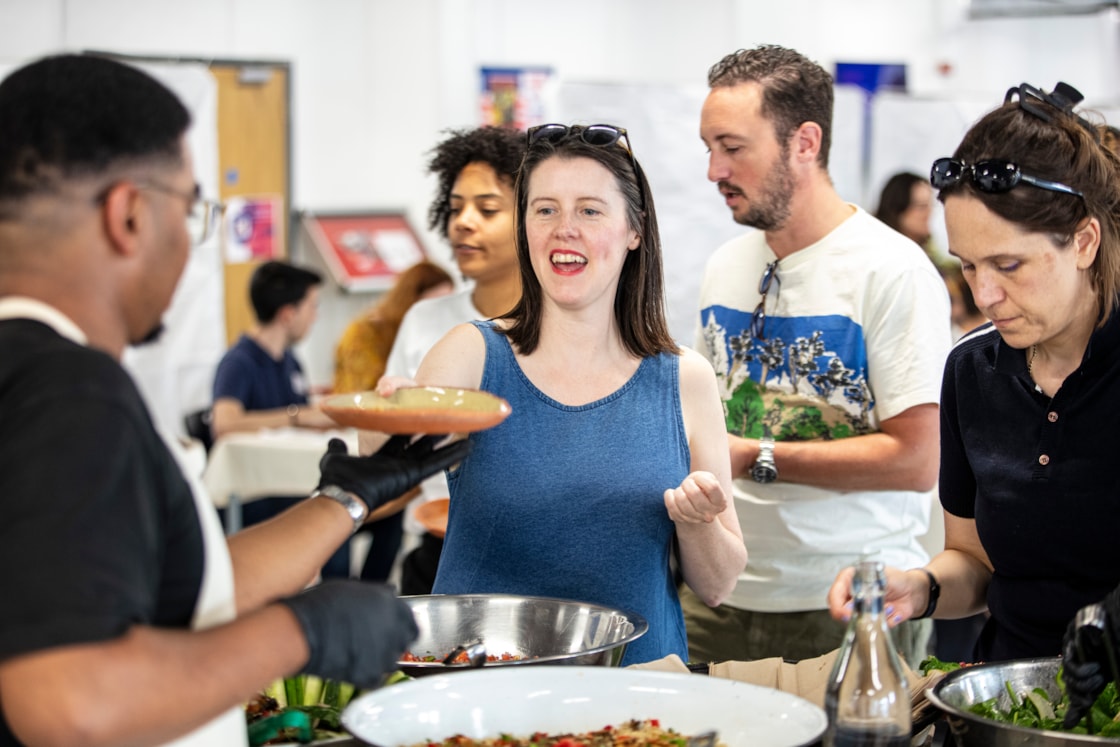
xmin=828 ymin=81 xmax=1120 ymax=666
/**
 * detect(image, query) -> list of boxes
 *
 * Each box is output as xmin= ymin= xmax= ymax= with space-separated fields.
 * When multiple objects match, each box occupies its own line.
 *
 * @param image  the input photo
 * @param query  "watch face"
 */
xmin=751 ymin=462 xmax=778 ymax=484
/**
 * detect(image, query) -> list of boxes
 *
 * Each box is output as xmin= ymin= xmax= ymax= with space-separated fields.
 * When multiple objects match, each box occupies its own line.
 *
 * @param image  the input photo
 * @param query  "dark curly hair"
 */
xmin=426 ymin=126 xmax=527 ymax=239
xmin=707 ymin=45 xmax=834 ymax=169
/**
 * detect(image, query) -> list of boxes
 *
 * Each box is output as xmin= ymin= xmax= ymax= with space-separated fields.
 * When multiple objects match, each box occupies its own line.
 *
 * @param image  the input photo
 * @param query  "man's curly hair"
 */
xmin=426 ymin=126 xmax=527 ymax=238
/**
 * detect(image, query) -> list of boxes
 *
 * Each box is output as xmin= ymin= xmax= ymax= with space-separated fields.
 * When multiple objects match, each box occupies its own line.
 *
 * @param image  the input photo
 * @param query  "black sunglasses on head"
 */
xmin=930 ymin=157 xmax=1084 ymax=200
xmin=528 ymin=123 xmax=633 ymax=150
xmin=527 ymin=123 xmax=645 ymax=209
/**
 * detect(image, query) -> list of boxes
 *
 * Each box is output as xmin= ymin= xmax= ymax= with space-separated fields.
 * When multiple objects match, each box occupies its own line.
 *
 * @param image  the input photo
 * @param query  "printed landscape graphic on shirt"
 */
xmin=701 ymin=306 xmax=875 ymax=441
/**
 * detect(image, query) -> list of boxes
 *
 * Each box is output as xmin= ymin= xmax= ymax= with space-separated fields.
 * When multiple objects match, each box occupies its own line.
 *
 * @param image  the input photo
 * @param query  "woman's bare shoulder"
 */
xmin=676 ymin=345 xmax=717 ymax=380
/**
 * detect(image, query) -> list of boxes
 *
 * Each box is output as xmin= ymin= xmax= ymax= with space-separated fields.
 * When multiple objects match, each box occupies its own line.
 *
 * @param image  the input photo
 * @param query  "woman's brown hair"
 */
xmin=936 ymin=98 xmax=1120 ymax=325
xmin=500 ymin=127 xmax=677 ymax=358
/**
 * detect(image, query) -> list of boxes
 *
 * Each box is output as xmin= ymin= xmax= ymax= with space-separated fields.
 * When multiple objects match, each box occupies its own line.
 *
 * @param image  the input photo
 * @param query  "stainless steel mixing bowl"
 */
xmin=926 ymin=656 xmax=1120 ymax=746
xmin=397 ymin=593 xmax=648 ymax=676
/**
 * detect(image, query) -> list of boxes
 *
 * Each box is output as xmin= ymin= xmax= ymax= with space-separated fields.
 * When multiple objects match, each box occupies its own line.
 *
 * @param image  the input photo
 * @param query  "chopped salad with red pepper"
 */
xmin=409 ymin=719 xmax=722 ymax=747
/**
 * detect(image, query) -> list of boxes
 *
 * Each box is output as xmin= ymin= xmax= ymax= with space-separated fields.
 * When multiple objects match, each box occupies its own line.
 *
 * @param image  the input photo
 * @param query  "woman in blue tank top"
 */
xmin=381 ymin=123 xmax=748 ymax=665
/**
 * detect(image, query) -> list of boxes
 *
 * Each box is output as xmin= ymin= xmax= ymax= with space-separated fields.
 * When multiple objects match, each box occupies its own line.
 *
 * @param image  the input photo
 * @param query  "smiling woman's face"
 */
xmin=523 ymin=155 xmax=640 ymax=313
xmin=945 ymin=193 xmax=1096 ymax=350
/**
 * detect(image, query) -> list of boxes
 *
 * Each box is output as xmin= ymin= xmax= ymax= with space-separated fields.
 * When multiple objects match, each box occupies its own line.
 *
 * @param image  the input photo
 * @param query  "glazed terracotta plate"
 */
xmin=414 ymin=497 xmax=450 ymax=538
xmin=319 ymin=386 xmax=511 ymax=434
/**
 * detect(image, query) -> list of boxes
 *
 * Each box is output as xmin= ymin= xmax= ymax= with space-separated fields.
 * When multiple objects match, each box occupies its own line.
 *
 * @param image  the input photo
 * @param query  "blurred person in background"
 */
xmin=693 ymin=45 xmax=951 ymax=668
xmin=212 ymin=259 xmax=349 ymax=577
xmin=875 ymin=172 xmax=933 ymax=247
xmin=380 ymin=122 xmax=747 ymax=665
xmin=211 ymin=260 xmax=336 ymax=438
xmin=372 ymin=126 xmax=526 ymax=592
xmin=0 ymin=53 xmax=468 ymax=747
xmin=826 ymin=82 xmax=1120 ymax=685
xmin=333 ymin=260 xmax=453 ymax=394
xmin=942 ymin=264 xmax=987 ymax=340
xmin=1103 ymin=124 xmax=1120 ymax=155
xmin=331 ymin=259 xmax=453 ymax=584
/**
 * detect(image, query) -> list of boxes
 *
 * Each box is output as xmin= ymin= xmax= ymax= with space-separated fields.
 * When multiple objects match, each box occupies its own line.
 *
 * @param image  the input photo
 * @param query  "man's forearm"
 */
xmin=729 ymin=403 xmax=940 ymax=492
xmin=0 ymin=606 xmax=305 ymax=747
xmin=227 ymin=495 xmax=355 ymax=613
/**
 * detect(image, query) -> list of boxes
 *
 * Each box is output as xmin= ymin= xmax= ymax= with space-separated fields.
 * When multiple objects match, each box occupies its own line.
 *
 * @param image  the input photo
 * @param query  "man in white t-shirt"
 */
xmin=377 ymin=126 xmax=525 ymax=592
xmin=688 ymin=45 xmax=952 ymax=666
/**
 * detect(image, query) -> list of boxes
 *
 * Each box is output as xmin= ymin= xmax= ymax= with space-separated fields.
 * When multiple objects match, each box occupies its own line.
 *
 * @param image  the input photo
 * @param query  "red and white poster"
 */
xmin=303 ymin=212 xmax=428 ymax=292
xmin=223 ymin=195 xmax=282 ymax=262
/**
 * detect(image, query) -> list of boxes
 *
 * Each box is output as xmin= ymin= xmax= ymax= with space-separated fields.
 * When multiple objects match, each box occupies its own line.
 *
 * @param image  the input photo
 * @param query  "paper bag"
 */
xmin=633 ymin=651 xmax=946 ymax=725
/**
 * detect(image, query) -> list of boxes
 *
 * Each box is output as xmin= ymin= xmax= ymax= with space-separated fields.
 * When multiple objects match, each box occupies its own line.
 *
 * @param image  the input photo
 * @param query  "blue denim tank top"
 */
xmin=433 ymin=320 xmax=691 ymax=665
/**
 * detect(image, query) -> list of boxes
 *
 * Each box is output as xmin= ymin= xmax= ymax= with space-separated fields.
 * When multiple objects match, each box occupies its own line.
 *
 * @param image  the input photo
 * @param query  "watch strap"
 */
xmin=913 ymin=567 xmax=940 ymax=619
xmin=751 ymin=438 xmax=778 ymax=483
xmin=312 ymin=484 xmax=368 ymax=534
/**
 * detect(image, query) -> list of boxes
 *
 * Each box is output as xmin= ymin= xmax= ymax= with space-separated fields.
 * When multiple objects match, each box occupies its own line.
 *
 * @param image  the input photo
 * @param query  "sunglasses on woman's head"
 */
xmin=930 ymin=157 xmax=1083 ymax=200
xmin=528 ymin=123 xmax=633 ymax=150
xmin=527 ymin=123 xmax=645 ymax=209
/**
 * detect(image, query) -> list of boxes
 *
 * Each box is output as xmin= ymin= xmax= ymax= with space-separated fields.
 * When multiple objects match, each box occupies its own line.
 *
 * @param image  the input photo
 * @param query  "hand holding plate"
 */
xmin=317 ymin=435 xmax=471 ymax=513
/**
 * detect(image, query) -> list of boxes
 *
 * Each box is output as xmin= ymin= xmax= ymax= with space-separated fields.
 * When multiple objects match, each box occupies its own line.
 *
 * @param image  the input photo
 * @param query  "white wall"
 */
xmin=2 ymin=0 xmax=1117 ymax=419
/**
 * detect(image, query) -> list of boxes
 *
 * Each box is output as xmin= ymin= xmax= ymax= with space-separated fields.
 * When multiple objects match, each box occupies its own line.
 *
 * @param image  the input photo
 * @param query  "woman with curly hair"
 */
xmin=362 ymin=126 xmax=527 ymax=587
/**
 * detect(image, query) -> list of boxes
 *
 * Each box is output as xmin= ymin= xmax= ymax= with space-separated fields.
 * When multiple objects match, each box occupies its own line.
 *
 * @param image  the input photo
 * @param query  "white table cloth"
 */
xmin=202 ymin=427 xmax=359 ymax=532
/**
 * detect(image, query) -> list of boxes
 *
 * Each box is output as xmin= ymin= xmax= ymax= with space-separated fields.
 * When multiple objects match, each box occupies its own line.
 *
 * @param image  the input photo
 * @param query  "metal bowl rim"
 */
xmin=398 ymin=593 xmax=650 ymax=670
xmin=925 ymin=656 xmax=1120 ymax=744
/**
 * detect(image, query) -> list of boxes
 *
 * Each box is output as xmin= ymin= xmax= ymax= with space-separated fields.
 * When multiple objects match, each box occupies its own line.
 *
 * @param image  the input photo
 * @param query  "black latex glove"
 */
xmin=1062 ymin=621 xmax=1108 ymax=729
xmin=1062 ymin=592 xmax=1120 ymax=729
xmin=317 ymin=435 xmax=471 ymax=512
xmin=279 ymin=579 xmax=418 ymax=689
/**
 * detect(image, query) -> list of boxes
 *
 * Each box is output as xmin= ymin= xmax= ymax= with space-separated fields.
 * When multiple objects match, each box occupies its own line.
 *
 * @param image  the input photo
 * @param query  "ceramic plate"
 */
xmin=342 ymin=666 xmax=827 ymax=747
xmin=319 ymin=386 xmax=511 ymax=434
xmin=413 ymin=497 xmax=450 ymax=538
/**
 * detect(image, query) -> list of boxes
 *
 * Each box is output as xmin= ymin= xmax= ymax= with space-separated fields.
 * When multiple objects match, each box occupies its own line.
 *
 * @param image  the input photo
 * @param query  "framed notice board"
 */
xmin=302 ymin=211 xmax=428 ymax=292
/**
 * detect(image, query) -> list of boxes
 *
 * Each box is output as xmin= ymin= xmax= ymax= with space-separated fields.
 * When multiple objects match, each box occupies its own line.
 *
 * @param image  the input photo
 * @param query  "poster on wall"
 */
xmin=302 ymin=212 xmax=428 ymax=292
xmin=480 ymin=66 xmax=554 ymax=129
xmin=224 ymin=194 xmax=283 ymax=262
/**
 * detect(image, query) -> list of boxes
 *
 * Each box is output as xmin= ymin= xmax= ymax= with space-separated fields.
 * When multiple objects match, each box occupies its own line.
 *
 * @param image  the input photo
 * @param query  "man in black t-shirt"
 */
xmin=0 ymin=55 xmax=467 ymax=747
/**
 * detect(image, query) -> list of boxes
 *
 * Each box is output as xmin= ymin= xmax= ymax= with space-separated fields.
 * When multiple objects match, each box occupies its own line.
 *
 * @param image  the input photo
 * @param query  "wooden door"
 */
xmin=210 ymin=62 xmax=291 ymax=344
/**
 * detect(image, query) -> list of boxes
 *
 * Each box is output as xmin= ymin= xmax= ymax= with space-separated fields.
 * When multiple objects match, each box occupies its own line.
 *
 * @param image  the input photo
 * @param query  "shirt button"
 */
xmin=1047 ymin=411 xmax=1058 ymax=422
xmin=1039 ymin=454 xmax=1051 ymax=465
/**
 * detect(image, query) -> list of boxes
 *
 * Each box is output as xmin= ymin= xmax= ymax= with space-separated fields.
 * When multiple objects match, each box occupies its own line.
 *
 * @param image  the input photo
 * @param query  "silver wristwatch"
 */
xmin=312 ymin=484 xmax=369 ymax=533
xmin=750 ymin=438 xmax=778 ymax=484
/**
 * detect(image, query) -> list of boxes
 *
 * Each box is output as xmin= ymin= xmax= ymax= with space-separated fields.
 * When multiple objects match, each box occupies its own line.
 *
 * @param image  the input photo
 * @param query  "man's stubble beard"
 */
xmin=733 ymin=146 xmax=795 ymax=233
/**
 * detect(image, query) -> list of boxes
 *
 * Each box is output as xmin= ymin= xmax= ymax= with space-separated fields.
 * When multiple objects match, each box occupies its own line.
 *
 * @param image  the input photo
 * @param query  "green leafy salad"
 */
xmin=920 ymin=656 xmax=1120 ymax=736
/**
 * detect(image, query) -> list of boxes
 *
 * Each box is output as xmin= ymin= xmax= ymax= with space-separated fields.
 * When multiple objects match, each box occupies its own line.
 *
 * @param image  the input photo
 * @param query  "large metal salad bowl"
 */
xmin=926 ymin=657 xmax=1120 ymax=746
xmin=397 ymin=593 xmax=647 ymax=676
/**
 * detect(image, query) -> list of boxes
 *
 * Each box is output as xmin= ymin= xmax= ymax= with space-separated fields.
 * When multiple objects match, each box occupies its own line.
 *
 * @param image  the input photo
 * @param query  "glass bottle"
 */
xmin=823 ymin=560 xmax=912 ymax=747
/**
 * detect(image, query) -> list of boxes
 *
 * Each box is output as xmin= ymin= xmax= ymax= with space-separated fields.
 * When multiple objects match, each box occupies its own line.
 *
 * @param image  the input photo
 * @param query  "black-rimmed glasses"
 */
xmin=930 ymin=157 xmax=1084 ymax=200
xmin=139 ymin=182 xmax=225 ymax=246
xmin=750 ymin=260 xmax=780 ymax=340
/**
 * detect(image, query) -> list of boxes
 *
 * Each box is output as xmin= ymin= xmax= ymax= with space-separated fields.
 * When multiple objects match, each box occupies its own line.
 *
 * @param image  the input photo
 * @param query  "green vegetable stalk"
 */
xmin=247 ymin=671 xmax=412 ymax=745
